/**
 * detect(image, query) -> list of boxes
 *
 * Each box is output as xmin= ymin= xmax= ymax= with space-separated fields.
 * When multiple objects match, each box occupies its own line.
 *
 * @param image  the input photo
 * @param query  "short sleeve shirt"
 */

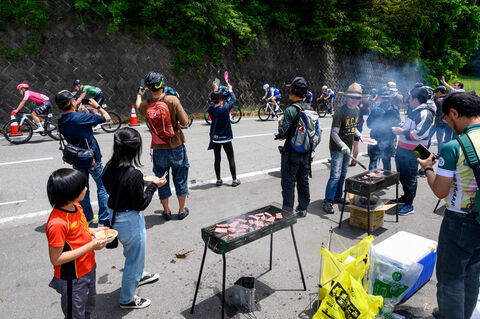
xmin=46 ymin=203 xmax=95 ymax=279
xmin=81 ymin=85 xmax=102 ymax=97
xmin=23 ymin=90 xmax=49 ymax=105
xmin=329 ymin=104 xmax=359 ymax=152
xmin=437 ymin=124 xmax=480 ymax=214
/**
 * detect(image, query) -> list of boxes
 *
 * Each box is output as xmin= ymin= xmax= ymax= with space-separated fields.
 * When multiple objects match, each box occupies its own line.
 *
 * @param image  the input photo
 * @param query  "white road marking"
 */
xmin=0 ymin=157 xmax=54 ymax=166
xmin=235 ymin=127 xmax=331 ymax=140
xmin=0 ymin=201 xmax=98 ymax=224
xmin=0 ymin=200 xmax=27 ymax=206
xmin=0 ymin=151 xmax=361 ymax=224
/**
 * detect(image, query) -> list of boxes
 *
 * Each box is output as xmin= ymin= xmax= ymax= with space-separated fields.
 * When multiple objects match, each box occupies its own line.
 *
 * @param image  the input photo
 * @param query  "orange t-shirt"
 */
xmin=46 ymin=203 xmax=95 ymax=279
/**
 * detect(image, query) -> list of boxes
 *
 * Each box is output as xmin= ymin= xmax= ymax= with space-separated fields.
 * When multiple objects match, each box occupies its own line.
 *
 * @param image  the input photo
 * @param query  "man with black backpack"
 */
xmin=418 ymin=92 xmax=480 ymax=319
xmin=136 ymin=72 xmax=190 ymax=221
xmin=275 ymin=77 xmax=320 ymax=217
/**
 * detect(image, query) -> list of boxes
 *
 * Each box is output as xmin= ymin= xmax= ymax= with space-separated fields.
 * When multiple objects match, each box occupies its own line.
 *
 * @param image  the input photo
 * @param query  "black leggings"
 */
xmin=212 ymin=141 xmax=237 ymax=180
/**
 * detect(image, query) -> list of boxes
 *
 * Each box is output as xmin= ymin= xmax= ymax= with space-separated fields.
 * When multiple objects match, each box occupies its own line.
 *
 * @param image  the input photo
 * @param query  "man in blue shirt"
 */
xmin=55 ymin=90 xmax=112 ymax=224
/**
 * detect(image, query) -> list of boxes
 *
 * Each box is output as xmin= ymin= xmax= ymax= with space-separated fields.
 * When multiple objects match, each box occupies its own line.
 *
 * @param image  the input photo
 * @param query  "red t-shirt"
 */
xmin=46 ymin=203 xmax=95 ymax=279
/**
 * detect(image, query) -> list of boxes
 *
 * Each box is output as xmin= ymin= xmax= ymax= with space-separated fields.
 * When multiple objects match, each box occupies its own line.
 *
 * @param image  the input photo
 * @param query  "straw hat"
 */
xmin=339 ymin=82 xmax=363 ymax=98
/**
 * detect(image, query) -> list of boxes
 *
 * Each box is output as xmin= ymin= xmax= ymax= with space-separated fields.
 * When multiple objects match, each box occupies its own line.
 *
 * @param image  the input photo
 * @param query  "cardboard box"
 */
xmin=347 ymin=194 xmax=396 ymax=232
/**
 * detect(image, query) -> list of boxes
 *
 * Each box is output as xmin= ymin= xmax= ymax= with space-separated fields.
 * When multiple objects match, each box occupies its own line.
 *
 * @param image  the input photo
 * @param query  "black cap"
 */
xmin=286 ymin=77 xmax=308 ymax=89
xmin=55 ymin=90 xmax=74 ymax=107
xmin=435 ymin=86 xmax=447 ymax=94
xmin=378 ymin=86 xmax=396 ymax=98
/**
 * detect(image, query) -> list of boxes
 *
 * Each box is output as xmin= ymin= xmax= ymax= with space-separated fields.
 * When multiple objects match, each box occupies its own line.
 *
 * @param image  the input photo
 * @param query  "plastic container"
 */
xmin=374 ymin=231 xmax=437 ymax=302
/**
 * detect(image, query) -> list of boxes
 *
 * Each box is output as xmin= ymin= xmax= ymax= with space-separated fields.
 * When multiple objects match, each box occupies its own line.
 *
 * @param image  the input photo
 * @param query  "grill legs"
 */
xmin=338 ymin=190 xmax=348 ymax=228
xmin=269 ymin=232 xmax=273 ymax=271
xmin=396 ymin=181 xmax=399 ymax=222
xmin=291 ymin=225 xmax=307 ymax=291
xmin=190 ymin=243 xmax=208 ymax=314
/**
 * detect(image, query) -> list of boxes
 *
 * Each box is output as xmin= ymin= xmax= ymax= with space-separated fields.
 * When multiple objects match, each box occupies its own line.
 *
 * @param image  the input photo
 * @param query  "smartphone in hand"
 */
xmin=82 ymin=98 xmax=91 ymax=105
xmin=414 ymin=144 xmax=434 ymax=160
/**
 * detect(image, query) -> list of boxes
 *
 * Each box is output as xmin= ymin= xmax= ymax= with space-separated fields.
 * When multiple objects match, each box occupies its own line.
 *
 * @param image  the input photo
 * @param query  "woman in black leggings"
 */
xmin=207 ymin=82 xmax=240 ymax=187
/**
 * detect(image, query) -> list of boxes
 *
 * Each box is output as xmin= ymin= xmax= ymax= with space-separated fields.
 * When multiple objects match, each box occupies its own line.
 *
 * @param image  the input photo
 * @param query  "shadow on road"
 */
xmin=34 ymin=222 xmax=47 ymax=233
xmin=181 ymin=279 xmax=275 ymax=319
xmin=93 ymin=287 xmax=133 ymax=319
xmin=145 ymin=211 xmax=167 ymax=230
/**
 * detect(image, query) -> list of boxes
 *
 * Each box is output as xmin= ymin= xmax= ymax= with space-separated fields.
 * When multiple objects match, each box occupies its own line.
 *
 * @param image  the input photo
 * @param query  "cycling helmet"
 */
xmin=17 ymin=83 xmax=29 ymax=90
xmin=371 ymin=88 xmax=377 ymax=93
xmin=263 ymin=84 xmax=269 ymax=90
xmin=423 ymin=86 xmax=434 ymax=99
xmin=218 ymin=86 xmax=230 ymax=99
xmin=73 ymin=79 xmax=81 ymax=87
xmin=144 ymin=71 xmax=164 ymax=91
xmin=322 ymin=85 xmax=327 ymax=90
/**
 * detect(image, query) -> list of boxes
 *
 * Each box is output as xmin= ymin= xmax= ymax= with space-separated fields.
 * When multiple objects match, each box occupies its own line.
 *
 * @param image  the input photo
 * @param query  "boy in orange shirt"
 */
xmin=46 ymin=168 xmax=108 ymax=319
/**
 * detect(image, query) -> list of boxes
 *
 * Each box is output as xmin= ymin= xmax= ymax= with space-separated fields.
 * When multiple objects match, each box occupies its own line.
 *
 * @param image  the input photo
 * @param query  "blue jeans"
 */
xmin=114 ymin=211 xmax=146 ymax=304
xmin=280 ymin=149 xmax=310 ymax=212
xmin=152 ymin=144 xmax=190 ymax=200
xmin=436 ymin=210 xmax=480 ymax=319
xmin=368 ymin=139 xmax=394 ymax=170
xmin=324 ymin=150 xmax=350 ymax=203
xmin=394 ymin=147 xmax=418 ymax=205
xmin=77 ymin=161 xmax=111 ymax=222
xmin=444 ymin=125 xmax=457 ymax=145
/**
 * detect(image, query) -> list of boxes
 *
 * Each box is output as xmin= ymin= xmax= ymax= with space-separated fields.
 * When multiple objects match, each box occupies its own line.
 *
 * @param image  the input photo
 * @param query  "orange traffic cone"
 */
xmin=129 ymin=105 xmax=140 ymax=126
xmin=10 ymin=112 xmax=22 ymax=136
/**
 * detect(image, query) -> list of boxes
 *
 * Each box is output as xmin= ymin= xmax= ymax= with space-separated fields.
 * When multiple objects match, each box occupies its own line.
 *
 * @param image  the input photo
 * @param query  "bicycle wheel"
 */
xmin=316 ymin=102 xmax=327 ymax=118
xmin=181 ymin=110 xmax=194 ymax=128
xmin=204 ymin=111 xmax=212 ymax=125
xmin=230 ymin=106 xmax=242 ymax=124
xmin=3 ymin=119 xmax=33 ymax=144
xmin=46 ymin=120 xmax=61 ymax=140
xmin=258 ymin=105 xmax=271 ymax=121
xmin=101 ymin=111 xmax=122 ymax=133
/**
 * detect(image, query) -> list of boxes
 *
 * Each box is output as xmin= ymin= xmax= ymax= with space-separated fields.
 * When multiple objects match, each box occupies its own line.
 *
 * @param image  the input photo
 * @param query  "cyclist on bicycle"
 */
xmin=305 ymin=90 xmax=313 ymax=106
xmin=73 ymin=80 xmax=106 ymax=108
xmin=262 ymin=84 xmax=281 ymax=111
xmin=317 ymin=85 xmax=335 ymax=114
xmin=13 ymin=83 xmax=52 ymax=132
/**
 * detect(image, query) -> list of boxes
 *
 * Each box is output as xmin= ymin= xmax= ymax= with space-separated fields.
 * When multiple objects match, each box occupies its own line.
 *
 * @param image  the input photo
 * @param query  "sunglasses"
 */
xmin=348 ymin=96 xmax=361 ymax=100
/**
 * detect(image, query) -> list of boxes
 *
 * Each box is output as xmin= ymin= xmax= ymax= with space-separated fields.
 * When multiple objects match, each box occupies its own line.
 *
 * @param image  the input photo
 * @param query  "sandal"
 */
xmin=178 ymin=207 xmax=190 ymax=220
xmin=162 ymin=211 xmax=172 ymax=221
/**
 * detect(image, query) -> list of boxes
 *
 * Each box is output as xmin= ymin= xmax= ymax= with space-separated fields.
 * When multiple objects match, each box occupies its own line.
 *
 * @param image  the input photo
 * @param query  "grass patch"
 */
xmin=456 ymin=76 xmax=480 ymax=93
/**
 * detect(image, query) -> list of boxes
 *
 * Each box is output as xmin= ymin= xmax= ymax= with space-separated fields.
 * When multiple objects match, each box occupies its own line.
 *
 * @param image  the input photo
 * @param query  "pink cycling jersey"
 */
xmin=23 ymin=90 xmax=49 ymax=105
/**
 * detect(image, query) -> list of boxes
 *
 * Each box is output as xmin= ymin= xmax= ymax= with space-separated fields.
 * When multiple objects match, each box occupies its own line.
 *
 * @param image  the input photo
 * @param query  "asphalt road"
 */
xmin=0 ymin=114 xmax=444 ymax=318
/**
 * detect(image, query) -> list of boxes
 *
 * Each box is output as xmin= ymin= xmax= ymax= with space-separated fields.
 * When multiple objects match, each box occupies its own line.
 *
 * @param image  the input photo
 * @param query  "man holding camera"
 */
xmin=56 ymin=90 xmax=112 ymax=224
xmin=418 ymin=92 xmax=480 ymax=319
xmin=392 ymin=86 xmax=434 ymax=216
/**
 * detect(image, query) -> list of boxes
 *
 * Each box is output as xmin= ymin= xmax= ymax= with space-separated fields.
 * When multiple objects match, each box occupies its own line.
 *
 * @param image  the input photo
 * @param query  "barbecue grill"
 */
xmin=338 ymin=169 xmax=400 ymax=234
xmin=191 ymin=205 xmax=306 ymax=318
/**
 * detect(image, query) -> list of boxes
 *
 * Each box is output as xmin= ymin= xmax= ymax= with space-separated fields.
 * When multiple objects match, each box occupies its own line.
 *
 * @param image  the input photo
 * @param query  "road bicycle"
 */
xmin=3 ymin=111 xmax=60 ymax=144
xmin=314 ymin=99 xmax=328 ymax=118
xmin=204 ymin=104 xmax=242 ymax=125
xmin=78 ymin=103 xmax=122 ymax=133
xmin=258 ymin=99 xmax=284 ymax=121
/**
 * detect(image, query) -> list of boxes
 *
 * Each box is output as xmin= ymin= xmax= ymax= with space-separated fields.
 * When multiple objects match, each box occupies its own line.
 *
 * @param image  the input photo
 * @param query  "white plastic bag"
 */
xmin=367 ymin=245 xmax=423 ymax=318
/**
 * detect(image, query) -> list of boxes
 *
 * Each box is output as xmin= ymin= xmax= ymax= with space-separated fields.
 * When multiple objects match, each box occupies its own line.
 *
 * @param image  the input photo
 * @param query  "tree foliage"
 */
xmin=1 ymin=0 xmax=480 ymax=81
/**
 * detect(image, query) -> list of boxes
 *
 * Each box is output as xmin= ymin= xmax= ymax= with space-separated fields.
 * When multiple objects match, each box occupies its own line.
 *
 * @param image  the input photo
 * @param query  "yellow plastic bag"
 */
xmin=314 ymin=270 xmax=383 ymax=319
xmin=319 ymin=236 xmax=374 ymax=300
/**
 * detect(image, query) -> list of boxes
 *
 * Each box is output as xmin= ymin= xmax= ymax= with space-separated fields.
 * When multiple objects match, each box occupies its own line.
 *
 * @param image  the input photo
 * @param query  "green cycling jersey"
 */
xmin=81 ymin=85 xmax=101 ymax=97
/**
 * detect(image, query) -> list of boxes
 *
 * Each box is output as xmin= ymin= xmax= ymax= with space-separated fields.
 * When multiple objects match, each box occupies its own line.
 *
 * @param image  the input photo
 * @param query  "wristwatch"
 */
xmin=96 ymin=106 xmax=101 ymax=110
xmin=425 ymin=167 xmax=434 ymax=174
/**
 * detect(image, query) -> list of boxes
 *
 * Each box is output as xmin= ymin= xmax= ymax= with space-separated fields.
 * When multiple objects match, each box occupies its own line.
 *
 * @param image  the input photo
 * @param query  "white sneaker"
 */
xmin=93 ymin=124 xmax=102 ymax=130
xmin=119 ymin=296 xmax=151 ymax=309
xmin=33 ymin=126 xmax=44 ymax=133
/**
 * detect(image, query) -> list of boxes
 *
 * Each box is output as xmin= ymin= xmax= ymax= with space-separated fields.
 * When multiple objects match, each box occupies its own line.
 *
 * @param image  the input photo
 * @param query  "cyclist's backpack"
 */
xmin=290 ymin=103 xmax=322 ymax=153
xmin=456 ymin=133 xmax=480 ymax=222
xmin=146 ymin=97 xmax=175 ymax=145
